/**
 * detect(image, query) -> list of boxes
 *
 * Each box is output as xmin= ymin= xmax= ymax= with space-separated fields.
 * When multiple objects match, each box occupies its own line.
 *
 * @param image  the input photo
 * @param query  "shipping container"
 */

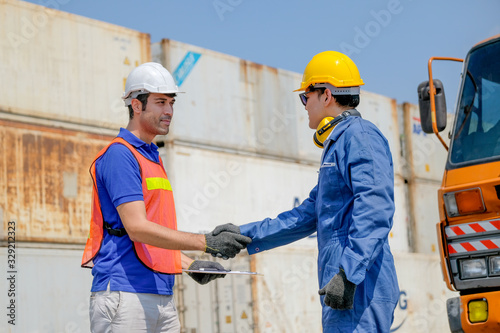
xmin=243 ymin=250 xmax=458 ymax=333
xmin=0 ymin=246 xmax=92 ymax=332
xmin=152 ymin=39 xmax=403 ymax=177
xmin=358 ymin=90 xmax=403 ymax=178
xmin=392 ymin=252 xmax=457 ymax=333
xmin=178 ymin=253 xmax=255 ymax=333
xmin=0 ymin=247 xmax=458 ymax=333
xmin=0 ymin=2 xmax=458 ymax=332
xmin=152 ymin=38 xmax=319 ymax=164
xmin=0 ymin=0 xmax=149 ymax=130
xmin=249 ymin=248 xmax=322 ymax=333
xmin=398 ymin=103 xmax=454 ymax=254
xmin=408 ymin=180 xmax=444 ymax=255
xmin=399 ymin=103 xmax=452 ymax=182
xmin=159 ymin=142 xmax=318 ymax=250
xmin=0 ymin=119 xmax=112 ymax=243
xmin=391 ymin=175 xmax=411 ymax=253
xmin=160 ymin=142 xmax=411 ymax=253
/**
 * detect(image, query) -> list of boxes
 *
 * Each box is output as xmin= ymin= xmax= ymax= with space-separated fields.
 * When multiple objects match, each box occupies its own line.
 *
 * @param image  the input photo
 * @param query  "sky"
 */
xmin=22 ymin=0 xmax=500 ymax=109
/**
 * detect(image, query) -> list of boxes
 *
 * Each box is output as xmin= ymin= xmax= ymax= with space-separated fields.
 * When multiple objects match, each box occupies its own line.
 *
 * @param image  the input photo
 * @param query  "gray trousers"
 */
xmin=89 ymin=286 xmax=180 ymax=333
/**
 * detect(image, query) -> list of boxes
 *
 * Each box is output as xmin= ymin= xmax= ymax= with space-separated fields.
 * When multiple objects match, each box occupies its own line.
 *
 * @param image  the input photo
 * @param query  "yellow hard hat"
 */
xmin=295 ymin=51 xmax=364 ymax=92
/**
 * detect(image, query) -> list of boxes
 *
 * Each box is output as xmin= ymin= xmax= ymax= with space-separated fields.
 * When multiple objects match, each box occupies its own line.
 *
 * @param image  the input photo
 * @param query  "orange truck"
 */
xmin=417 ymin=34 xmax=500 ymax=332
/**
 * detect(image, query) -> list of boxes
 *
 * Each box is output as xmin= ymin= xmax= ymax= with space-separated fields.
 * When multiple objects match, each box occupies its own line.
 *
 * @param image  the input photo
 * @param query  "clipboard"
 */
xmin=183 ymin=269 xmax=262 ymax=275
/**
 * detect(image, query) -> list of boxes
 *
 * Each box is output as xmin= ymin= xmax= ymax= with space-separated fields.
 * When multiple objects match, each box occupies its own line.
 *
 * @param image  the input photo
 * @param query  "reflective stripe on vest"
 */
xmin=81 ymin=137 xmax=182 ymax=274
xmin=146 ymin=177 xmax=172 ymax=191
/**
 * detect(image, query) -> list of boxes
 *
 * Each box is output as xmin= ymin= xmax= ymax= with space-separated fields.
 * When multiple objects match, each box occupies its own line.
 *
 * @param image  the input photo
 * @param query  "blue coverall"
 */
xmin=240 ymin=114 xmax=400 ymax=332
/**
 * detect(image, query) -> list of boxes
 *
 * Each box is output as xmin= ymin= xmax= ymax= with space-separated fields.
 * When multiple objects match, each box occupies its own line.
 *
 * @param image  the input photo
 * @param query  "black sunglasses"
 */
xmin=299 ymin=90 xmax=315 ymax=106
xmin=299 ymin=87 xmax=327 ymax=106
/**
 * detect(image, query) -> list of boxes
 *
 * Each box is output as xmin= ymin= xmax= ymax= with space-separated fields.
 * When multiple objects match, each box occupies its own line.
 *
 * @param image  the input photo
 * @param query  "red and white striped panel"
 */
xmin=448 ymin=238 xmax=500 ymax=255
xmin=445 ymin=219 xmax=500 ymax=238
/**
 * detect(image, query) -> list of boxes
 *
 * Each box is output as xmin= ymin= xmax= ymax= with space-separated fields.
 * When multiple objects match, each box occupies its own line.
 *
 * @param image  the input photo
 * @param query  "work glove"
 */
xmin=318 ymin=268 xmax=357 ymax=310
xmin=186 ymin=260 xmax=227 ymax=285
xmin=205 ymin=223 xmax=252 ymax=260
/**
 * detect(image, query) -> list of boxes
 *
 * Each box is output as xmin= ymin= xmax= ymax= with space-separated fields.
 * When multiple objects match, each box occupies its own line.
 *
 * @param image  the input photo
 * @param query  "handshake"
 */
xmin=186 ymin=223 xmax=251 ymax=285
xmin=204 ymin=223 xmax=252 ymax=259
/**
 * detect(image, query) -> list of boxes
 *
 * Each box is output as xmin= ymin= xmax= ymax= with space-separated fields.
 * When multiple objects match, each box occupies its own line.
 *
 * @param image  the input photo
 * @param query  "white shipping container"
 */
xmin=178 ymin=252 xmax=254 ymax=333
xmin=247 ymin=250 xmax=457 ymax=333
xmin=392 ymin=252 xmax=457 ymax=333
xmin=410 ymin=179 xmax=443 ymax=255
xmin=248 ymin=249 xmax=458 ymax=333
xmin=0 ymin=245 xmax=456 ymax=332
xmin=153 ymin=38 xmax=319 ymax=163
xmin=358 ymin=91 xmax=403 ymax=178
xmin=0 ymin=0 xmax=149 ymax=129
xmin=390 ymin=175 xmax=411 ymax=253
xmin=159 ymin=131 xmax=409 ymax=253
xmin=160 ymin=142 xmax=318 ymax=249
xmin=397 ymin=103 xmax=452 ymax=254
xmin=0 ymin=246 xmax=92 ymax=332
xmin=250 ymin=247 xmax=322 ymax=333
xmin=152 ymin=39 xmax=403 ymax=176
xmin=399 ymin=103 xmax=452 ymax=182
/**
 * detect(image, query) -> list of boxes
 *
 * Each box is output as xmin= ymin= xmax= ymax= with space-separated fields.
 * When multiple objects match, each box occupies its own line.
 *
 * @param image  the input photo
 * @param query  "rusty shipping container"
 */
xmin=0 ymin=119 xmax=113 ymax=243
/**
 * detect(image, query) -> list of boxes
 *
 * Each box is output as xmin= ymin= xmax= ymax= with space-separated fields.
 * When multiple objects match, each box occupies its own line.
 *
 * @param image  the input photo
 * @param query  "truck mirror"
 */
xmin=417 ymin=79 xmax=447 ymax=133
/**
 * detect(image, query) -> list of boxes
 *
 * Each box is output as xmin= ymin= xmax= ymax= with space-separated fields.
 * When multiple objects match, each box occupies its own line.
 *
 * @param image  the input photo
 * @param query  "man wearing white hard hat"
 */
xmin=81 ymin=62 xmax=251 ymax=332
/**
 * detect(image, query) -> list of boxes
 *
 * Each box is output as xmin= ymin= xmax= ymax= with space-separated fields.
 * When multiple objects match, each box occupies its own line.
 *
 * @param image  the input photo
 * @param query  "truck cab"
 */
xmin=418 ymin=35 xmax=500 ymax=332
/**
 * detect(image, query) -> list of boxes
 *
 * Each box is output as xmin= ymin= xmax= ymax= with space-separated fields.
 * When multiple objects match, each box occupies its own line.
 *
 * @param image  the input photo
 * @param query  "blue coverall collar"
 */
xmin=322 ymin=116 xmax=356 ymax=153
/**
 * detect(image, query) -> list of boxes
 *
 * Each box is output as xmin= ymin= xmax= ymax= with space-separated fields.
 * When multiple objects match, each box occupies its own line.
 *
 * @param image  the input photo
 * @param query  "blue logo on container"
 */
xmin=412 ymin=123 xmax=427 ymax=136
xmin=173 ymin=51 xmax=201 ymax=87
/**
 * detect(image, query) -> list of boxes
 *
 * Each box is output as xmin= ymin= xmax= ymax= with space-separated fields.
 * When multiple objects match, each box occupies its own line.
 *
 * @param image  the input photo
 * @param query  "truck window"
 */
xmin=449 ymin=41 xmax=500 ymax=166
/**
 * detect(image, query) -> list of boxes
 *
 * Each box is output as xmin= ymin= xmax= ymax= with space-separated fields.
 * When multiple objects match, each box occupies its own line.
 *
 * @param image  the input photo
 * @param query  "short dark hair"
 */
xmin=334 ymin=95 xmax=360 ymax=108
xmin=128 ymin=93 xmax=150 ymax=119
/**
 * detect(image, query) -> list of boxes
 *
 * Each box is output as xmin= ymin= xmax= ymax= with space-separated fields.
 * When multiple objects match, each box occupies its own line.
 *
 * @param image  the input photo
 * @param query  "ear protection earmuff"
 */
xmin=313 ymin=110 xmax=361 ymax=148
xmin=313 ymin=117 xmax=336 ymax=148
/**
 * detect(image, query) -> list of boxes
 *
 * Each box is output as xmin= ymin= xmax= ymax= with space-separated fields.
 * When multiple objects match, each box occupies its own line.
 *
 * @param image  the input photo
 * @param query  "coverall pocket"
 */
xmin=318 ymin=163 xmax=344 ymax=217
xmin=318 ymin=242 xmax=344 ymax=287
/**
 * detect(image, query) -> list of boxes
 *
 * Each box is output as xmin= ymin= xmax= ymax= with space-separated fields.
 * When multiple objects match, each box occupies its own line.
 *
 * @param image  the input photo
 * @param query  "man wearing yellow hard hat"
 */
xmin=212 ymin=51 xmax=400 ymax=332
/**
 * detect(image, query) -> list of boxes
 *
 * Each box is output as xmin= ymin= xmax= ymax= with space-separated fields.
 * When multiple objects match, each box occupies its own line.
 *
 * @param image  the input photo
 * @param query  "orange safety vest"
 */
xmin=81 ymin=137 xmax=182 ymax=274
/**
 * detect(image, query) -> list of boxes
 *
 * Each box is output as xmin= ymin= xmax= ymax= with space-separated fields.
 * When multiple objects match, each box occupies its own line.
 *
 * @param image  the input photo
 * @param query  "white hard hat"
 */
xmin=122 ymin=62 xmax=183 ymax=106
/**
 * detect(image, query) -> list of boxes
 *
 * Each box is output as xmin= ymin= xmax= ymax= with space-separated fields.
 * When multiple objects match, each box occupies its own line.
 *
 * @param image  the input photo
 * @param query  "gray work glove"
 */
xmin=186 ymin=260 xmax=227 ymax=285
xmin=318 ymin=268 xmax=357 ymax=310
xmin=205 ymin=223 xmax=252 ymax=260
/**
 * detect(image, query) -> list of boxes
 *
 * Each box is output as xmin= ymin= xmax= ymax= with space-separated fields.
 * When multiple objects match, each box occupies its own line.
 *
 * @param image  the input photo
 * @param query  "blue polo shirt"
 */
xmin=90 ymin=128 xmax=175 ymax=295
